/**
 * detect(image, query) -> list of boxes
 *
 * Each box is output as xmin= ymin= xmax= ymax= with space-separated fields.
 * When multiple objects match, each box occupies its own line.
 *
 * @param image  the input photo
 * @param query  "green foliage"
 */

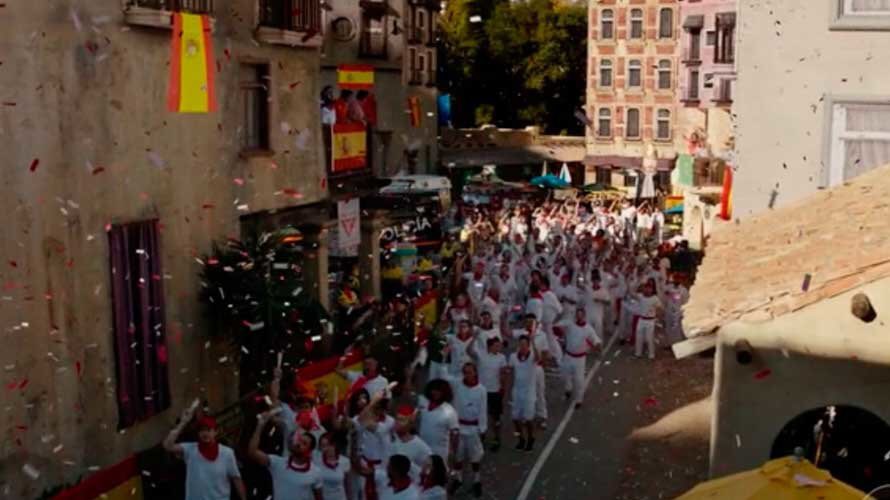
xmin=439 ymin=0 xmax=588 ymax=134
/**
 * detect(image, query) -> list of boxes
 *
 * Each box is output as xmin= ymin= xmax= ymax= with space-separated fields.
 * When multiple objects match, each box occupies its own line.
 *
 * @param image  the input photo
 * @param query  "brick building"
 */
xmin=584 ymin=0 xmax=683 ymax=192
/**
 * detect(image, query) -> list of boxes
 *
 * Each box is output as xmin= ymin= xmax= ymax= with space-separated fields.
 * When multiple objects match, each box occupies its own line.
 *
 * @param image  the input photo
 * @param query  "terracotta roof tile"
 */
xmin=684 ymin=164 xmax=890 ymax=336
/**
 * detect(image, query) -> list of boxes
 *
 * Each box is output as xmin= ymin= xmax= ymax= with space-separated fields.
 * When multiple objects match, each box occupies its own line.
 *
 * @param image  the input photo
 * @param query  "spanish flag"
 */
xmin=720 ymin=165 xmax=733 ymax=220
xmin=414 ymin=290 xmax=438 ymax=332
xmin=332 ymin=122 xmax=367 ymax=173
xmin=292 ymin=350 xmax=363 ymax=422
xmin=408 ymin=96 xmax=421 ymax=128
xmin=167 ymin=13 xmax=216 ymax=113
xmin=53 ymin=455 xmax=143 ymax=500
xmin=337 ymin=64 xmax=374 ymax=90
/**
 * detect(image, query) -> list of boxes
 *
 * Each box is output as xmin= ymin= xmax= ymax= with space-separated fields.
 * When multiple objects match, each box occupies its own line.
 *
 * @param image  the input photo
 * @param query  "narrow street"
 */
xmin=451 ymin=335 xmax=713 ymax=500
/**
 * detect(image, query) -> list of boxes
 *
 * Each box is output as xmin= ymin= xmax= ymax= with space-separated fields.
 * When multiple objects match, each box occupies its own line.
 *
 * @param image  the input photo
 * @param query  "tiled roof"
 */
xmin=683 ymin=164 xmax=890 ymax=336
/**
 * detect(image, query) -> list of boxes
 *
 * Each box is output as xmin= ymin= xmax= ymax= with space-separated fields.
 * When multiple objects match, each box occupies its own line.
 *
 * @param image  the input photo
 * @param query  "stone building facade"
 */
xmin=0 ymin=0 xmax=329 ymax=496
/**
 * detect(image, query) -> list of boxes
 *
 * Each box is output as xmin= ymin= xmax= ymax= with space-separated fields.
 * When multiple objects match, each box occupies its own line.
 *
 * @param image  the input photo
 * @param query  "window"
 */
xmin=417 ymin=9 xmax=428 ymax=44
xmin=626 ymin=108 xmax=640 ymax=138
xmin=628 ymin=60 xmax=642 ymax=88
xmin=658 ymin=60 xmax=672 ymax=90
xmin=624 ymin=172 xmax=637 ymax=187
xmin=259 ymin=0 xmax=321 ymax=33
xmin=688 ymin=69 xmax=700 ymax=100
xmin=599 ymin=59 xmax=613 ymax=88
xmin=659 ymin=8 xmax=673 ymax=38
xmin=595 ymin=166 xmax=612 ymax=185
xmin=408 ymin=47 xmax=421 ymax=84
xmin=832 ymin=0 xmax=890 ymax=30
xmin=715 ymin=13 xmax=736 ymax=63
xmin=828 ymin=101 xmax=890 ymax=185
xmin=706 ymin=30 xmax=717 ymax=45
xmin=597 ymin=108 xmax=612 ymax=137
xmin=688 ymin=30 xmax=701 ymax=60
xmin=108 ymin=220 xmax=171 ymax=428
xmin=656 ymin=109 xmax=671 ymax=140
xmin=417 ymin=52 xmax=427 ymax=85
xmin=359 ymin=10 xmax=388 ymax=58
xmin=426 ymin=49 xmax=437 ymax=86
xmin=715 ymin=79 xmax=733 ymax=102
xmin=601 ymin=9 xmax=614 ymax=39
xmin=241 ymin=64 xmax=270 ymax=152
xmin=656 ymin=170 xmax=672 ymax=192
xmin=630 ymin=9 xmax=643 ymax=39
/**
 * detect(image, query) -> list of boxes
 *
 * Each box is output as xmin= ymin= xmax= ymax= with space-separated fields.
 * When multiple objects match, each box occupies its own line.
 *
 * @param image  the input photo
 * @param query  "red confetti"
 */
xmin=5 ymin=381 xmax=17 ymax=391
xmin=8 ymin=261 xmax=16 ymax=268
xmin=29 ymin=158 xmax=39 ymax=172
xmin=233 ymin=178 xmax=245 ymax=186
xmin=282 ymin=188 xmax=303 ymax=199
xmin=289 ymin=81 xmax=302 ymax=89
xmin=223 ymin=48 xmax=231 ymax=60
xmin=207 ymin=258 xmax=219 ymax=265
xmin=643 ymin=396 xmax=658 ymax=408
xmin=157 ymin=345 xmax=168 ymax=364
xmin=75 ymin=361 xmax=82 ymax=378
xmin=91 ymin=166 xmax=105 ymax=175
xmin=201 ymin=203 xmax=215 ymax=209
xmin=65 ymin=258 xmax=74 ymax=269
xmin=320 ymin=178 xmax=327 ymax=189
xmin=18 ymin=378 xmax=28 ymax=390
xmin=105 ymin=223 xmax=112 ymax=232
xmin=754 ymin=368 xmax=772 ymax=380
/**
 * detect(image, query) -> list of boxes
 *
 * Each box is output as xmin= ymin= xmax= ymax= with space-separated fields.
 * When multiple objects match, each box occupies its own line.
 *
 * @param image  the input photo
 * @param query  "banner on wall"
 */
xmin=337 ymin=198 xmax=361 ymax=250
xmin=331 ymin=122 xmax=367 ymax=173
xmin=167 ymin=13 xmax=216 ymax=113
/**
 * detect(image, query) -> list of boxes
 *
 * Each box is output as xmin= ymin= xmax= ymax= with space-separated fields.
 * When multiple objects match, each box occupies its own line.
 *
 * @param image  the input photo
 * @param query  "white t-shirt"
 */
xmin=525 ymin=296 xmax=544 ymax=322
xmin=453 ymin=381 xmax=488 ymax=434
xmin=417 ymin=397 xmax=459 ymax=458
xmin=267 ymin=455 xmax=322 ymax=500
xmin=636 ymin=295 xmax=661 ymax=319
xmin=474 ymin=326 xmax=501 ymax=354
xmin=347 ymin=371 xmax=389 ymax=399
xmin=354 ymin=414 xmax=395 ymax=463
xmin=315 ymin=455 xmax=350 ymax=500
xmin=419 ymin=485 xmax=448 ymax=500
xmin=182 ymin=443 xmax=241 ymax=500
xmin=476 ymin=350 xmax=507 ymax=393
xmin=541 ymin=290 xmax=563 ymax=325
xmin=559 ymin=322 xmax=602 ymax=357
xmin=508 ymin=353 xmax=537 ymax=397
xmin=447 ymin=334 xmax=475 ymax=376
xmin=390 ymin=435 xmax=433 ymax=469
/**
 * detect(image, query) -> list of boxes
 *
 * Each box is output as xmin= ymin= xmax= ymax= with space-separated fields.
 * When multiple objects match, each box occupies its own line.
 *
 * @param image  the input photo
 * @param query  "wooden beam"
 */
xmin=672 ymin=335 xmax=717 ymax=359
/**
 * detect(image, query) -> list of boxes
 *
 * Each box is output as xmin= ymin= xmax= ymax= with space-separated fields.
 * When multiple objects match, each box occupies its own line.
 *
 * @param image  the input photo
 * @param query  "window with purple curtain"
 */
xmin=108 ymin=220 xmax=171 ymax=428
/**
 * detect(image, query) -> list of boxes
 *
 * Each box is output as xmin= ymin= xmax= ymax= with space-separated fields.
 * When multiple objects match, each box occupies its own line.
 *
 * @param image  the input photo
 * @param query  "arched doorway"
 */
xmin=771 ymin=405 xmax=890 ymax=493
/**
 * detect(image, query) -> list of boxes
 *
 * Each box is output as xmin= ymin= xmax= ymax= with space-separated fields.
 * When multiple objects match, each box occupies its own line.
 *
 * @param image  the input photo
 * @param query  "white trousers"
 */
xmin=542 ymin=322 xmax=564 ymax=363
xmin=634 ymin=319 xmax=656 ymax=359
xmin=562 ymin=355 xmax=586 ymax=405
xmin=535 ymin=365 xmax=547 ymax=420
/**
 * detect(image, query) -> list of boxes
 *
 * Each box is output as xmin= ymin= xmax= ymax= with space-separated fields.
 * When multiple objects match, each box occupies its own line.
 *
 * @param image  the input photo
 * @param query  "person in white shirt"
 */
xmin=369 ymin=454 xmax=420 ymax=500
xmin=316 ymin=432 xmax=351 ymax=500
xmin=581 ymin=272 xmax=612 ymax=341
xmin=490 ymin=263 xmax=519 ymax=317
xmin=539 ymin=277 xmax=565 ymax=363
xmin=450 ymin=362 xmax=488 ymax=497
xmin=249 ymin=412 xmax=323 ymax=500
xmin=513 ymin=314 xmax=552 ymax=429
xmin=506 ymin=334 xmax=539 ymax=452
xmin=464 ymin=264 xmax=488 ymax=309
xmin=468 ymin=336 xmax=508 ymax=452
xmin=473 ymin=311 xmax=501 ymax=354
xmin=337 ymin=356 xmax=389 ymax=406
xmin=354 ymin=388 xmax=397 ymax=498
xmin=390 ymin=405 xmax=433 ymax=470
xmin=443 ymin=293 xmax=472 ymax=333
xmin=164 ymin=411 xmax=246 ymax=500
xmin=633 ymin=280 xmax=662 ymax=360
xmin=477 ymin=288 xmax=503 ymax=331
xmin=663 ymin=276 xmax=689 ymax=346
xmin=417 ymin=379 xmax=460 ymax=463
xmin=652 ymin=210 xmax=666 ymax=244
xmin=554 ymin=272 xmax=579 ymax=325
xmin=418 ymin=455 xmax=449 ymax=500
xmin=556 ymin=308 xmax=602 ymax=408
xmin=445 ymin=320 xmax=476 ymax=378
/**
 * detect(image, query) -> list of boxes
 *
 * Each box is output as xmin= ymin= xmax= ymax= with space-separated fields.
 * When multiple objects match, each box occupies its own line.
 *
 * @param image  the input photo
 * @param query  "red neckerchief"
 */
xmin=517 ymin=351 xmax=531 ymax=362
xmin=389 ymin=476 xmax=412 ymax=493
xmin=198 ymin=441 xmax=219 ymax=461
xmin=287 ymin=457 xmax=311 ymax=472
xmin=457 ymin=332 xmax=472 ymax=342
xmin=576 ymin=320 xmax=587 ymax=327
xmin=349 ymin=374 xmax=369 ymax=395
xmin=531 ymin=292 xmax=543 ymax=299
xmin=464 ymin=377 xmax=479 ymax=388
xmin=324 ymin=457 xmax=340 ymax=469
xmin=427 ymin=400 xmax=442 ymax=411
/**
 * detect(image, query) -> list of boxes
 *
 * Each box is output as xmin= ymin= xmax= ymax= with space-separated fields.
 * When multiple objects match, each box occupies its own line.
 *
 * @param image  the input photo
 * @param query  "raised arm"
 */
xmin=248 ymin=412 xmax=273 ymax=468
xmin=163 ymin=403 xmax=197 ymax=459
xmin=270 ymin=366 xmax=283 ymax=406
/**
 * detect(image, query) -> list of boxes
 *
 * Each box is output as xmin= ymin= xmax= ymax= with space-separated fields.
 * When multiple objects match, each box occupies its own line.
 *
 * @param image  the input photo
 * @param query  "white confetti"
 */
xmin=469 ymin=15 xmax=482 ymax=23
xmin=147 ymin=151 xmax=166 ymax=169
xmin=280 ymin=121 xmax=292 ymax=134
xmin=735 ymin=434 xmax=741 ymax=448
xmin=295 ymin=129 xmax=310 ymax=151
xmin=569 ymin=437 xmax=579 ymax=444
xmin=22 ymin=464 xmax=40 ymax=480
xmin=70 ymin=7 xmax=83 ymax=32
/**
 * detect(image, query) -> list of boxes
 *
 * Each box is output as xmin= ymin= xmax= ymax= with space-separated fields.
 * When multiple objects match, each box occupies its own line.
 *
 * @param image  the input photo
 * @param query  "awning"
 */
xmin=683 ymin=15 xmax=704 ymax=29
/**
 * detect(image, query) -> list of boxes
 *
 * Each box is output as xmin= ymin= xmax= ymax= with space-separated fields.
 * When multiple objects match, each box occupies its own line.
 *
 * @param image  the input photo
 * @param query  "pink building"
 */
xmin=678 ymin=0 xmax=735 ymax=158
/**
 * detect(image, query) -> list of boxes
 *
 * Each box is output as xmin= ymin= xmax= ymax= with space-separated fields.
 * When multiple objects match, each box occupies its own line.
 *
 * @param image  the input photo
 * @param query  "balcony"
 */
xmin=712 ymin=80 xmax=733 ymax=105
xmin=359 ymin=30 xmax=388 ymax=59
xmin=124 ymin=0 xmax=214 ymax=29
xmin=408 ymin=68 xmax=423 ymax=85
xmin=256 ymin=0 xmax=323 ymax=48
xmin=425 ymin=69 xmax=437 ymax=87
xmin=682 ymin=47 xmax=702 ymax=65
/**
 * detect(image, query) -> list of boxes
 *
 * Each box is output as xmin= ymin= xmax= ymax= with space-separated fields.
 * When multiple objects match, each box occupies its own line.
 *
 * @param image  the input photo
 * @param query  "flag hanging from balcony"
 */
xmin=337 ymin=64 xmax=374 ymax=90
xmin=331 ymin=122 xmax=367 ymax=173
xmin=167 ymin=13 xmax=216 ymax=113
xmin=720 ymin=165 xmax=733 ymax=220
xmin=408 ymin=96 xmax=421 ymax=127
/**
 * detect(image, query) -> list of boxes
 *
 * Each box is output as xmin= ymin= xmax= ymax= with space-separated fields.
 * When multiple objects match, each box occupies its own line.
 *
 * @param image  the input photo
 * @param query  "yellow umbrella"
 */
xmin=676 ymin=456 xmax=867 ymax=499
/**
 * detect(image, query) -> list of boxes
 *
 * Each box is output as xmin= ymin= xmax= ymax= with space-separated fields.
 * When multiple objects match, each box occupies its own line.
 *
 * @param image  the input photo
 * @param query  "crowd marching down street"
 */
xmin=162 ymin=196 xmax=694 ymax=500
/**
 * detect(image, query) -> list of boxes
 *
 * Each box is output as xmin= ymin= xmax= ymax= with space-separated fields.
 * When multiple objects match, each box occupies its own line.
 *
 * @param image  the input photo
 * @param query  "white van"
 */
xmin=379 ymin=175 xmax=452 ymax=209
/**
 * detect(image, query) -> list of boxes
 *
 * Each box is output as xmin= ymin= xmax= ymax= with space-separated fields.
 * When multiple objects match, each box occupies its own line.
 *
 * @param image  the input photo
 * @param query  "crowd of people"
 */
xmin=163 ymin=195 xmax=695 ymax=500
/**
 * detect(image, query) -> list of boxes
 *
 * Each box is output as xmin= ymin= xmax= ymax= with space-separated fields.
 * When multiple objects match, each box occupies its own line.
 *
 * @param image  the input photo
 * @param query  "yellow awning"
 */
xmin=676 ymin=456 xmax=867 ymax=500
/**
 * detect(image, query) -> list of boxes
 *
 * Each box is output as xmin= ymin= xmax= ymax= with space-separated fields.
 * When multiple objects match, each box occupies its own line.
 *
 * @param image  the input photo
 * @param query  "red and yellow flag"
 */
xmin=53 ymin=455 xmax=143 ymax=500
xmin=337 ymin=64 xmax=374 ymax=90
xmin=720 ymin=165 xmax=733 ymax=220
xmin=167 ymin=13 xmax=216 ymax=113
xmin=292 ymin=350 xmax=363 ymax=422
xmin=332 ymin=122 xmax=367 ymax=173
xmin=408 ymin=96 xmax=421 ymax=127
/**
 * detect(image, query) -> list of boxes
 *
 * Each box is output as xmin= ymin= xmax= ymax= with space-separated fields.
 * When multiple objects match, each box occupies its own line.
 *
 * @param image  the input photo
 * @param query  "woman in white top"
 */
xmin=316 ymin=433 xmax=351 ymax=500
xmin=249 ymin=411 xmax=323 ymax=500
